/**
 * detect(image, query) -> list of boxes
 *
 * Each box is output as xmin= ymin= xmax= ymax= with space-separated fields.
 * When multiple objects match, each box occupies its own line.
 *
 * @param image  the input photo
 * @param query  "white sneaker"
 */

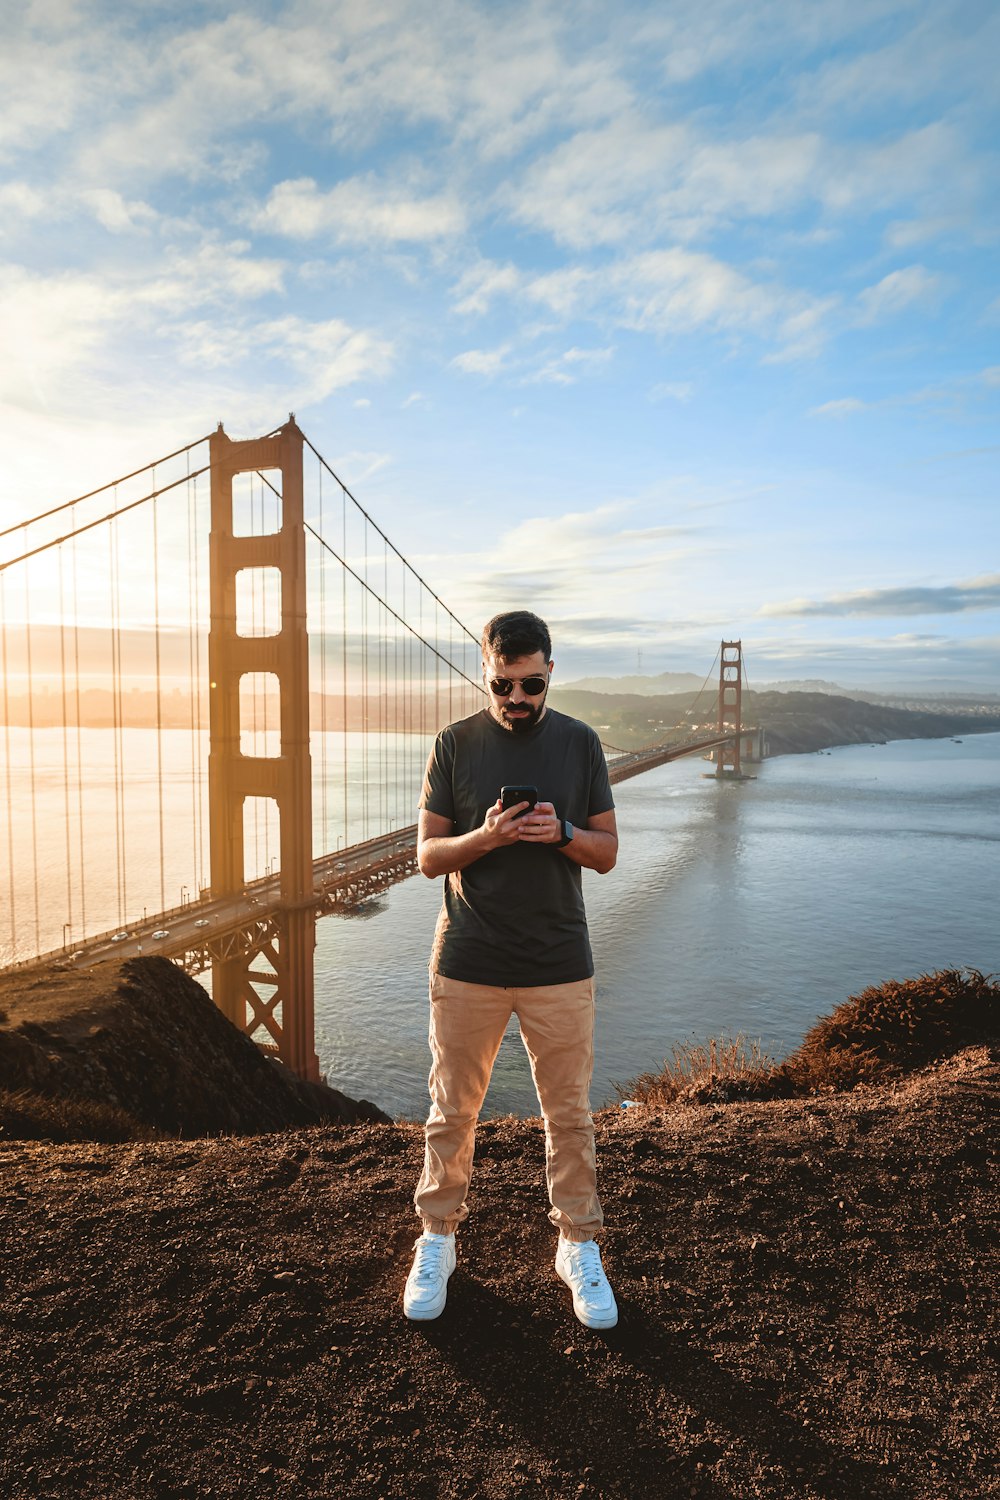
xmin=555 ymin=1238 xmax=618 ymax=1329
xmin=403 ymin=1230 xmax=456 ymax=1321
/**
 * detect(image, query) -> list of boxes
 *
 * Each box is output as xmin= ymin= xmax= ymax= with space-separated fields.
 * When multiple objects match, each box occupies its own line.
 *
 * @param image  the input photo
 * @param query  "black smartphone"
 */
xmin=500 ymin=784 xmax=538 ymax=817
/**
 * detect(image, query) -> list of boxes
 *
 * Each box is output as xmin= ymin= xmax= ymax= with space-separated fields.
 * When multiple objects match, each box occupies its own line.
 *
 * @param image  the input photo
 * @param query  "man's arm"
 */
xmin=417 ymin=801 xmax=532 ymax=878
xmin=513 ymin=803 xmax=618 ymax=874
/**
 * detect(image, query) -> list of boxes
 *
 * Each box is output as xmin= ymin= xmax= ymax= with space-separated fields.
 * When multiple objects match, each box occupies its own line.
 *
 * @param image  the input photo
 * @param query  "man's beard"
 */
xmin=495 ymin=697 xmax=545 ymax=733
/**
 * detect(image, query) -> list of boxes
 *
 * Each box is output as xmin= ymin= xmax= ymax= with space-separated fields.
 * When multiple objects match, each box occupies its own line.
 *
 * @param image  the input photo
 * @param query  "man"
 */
xmin=403 ymin=609 xmax=619 ymax=1329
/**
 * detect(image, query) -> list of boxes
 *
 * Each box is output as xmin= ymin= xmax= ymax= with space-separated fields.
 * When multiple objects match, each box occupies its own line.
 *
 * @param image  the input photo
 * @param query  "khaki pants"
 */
xmin=414 ymin=971 xmax=603 ymax=1242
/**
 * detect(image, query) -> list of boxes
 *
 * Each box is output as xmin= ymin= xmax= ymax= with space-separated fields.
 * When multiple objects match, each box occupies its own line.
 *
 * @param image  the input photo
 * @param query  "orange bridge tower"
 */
xmin=207 ymin=417 xmax=319 ymax=1081
xmin=716 ymin=640 xmax=744 ymax=779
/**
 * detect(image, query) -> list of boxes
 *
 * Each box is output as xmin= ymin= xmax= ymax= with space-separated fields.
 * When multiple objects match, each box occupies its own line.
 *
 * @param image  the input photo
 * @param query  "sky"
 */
xmin=2 ymin=0 xmax=998 ymax=692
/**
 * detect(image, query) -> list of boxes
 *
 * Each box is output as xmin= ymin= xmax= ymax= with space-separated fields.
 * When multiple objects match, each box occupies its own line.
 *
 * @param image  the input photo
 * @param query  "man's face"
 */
xmin=483 ymin=649 xmax=552 ymax=734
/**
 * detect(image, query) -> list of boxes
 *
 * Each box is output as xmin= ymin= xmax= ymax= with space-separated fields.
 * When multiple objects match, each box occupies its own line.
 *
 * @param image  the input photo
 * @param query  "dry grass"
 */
xmin=616 ymin=1032 xmax=780 ymax=1108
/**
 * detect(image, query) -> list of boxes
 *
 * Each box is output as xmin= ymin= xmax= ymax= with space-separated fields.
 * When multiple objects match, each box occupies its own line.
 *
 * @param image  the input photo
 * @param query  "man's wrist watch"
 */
xmin=556 ymin=818 xmax=574 ymax=848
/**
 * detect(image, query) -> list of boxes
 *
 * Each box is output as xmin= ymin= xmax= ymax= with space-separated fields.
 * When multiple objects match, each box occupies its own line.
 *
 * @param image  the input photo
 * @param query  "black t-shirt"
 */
xmin=419 ymin=707 xmax=615 ymax=986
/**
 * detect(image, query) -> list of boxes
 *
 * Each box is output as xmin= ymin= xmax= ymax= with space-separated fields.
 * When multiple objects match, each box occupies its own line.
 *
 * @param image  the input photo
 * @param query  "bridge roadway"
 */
xmin=44 ymin=730 xmax=748 ymax=976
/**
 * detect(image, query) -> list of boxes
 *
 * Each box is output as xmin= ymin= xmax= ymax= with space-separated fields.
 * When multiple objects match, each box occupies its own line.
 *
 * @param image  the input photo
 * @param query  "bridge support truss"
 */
xmin=208 ymin=418 xmax=319 ymax=1081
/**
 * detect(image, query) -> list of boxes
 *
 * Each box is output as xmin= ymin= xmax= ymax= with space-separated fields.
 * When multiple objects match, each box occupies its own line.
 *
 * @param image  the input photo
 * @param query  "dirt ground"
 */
xmin=1 ymin=1044 xmax=997 ymax=1500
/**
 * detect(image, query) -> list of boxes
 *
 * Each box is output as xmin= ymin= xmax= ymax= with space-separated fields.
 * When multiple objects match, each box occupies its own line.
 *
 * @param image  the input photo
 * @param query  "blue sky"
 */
xmin=2 ymin=0 xmax=998 ymax=690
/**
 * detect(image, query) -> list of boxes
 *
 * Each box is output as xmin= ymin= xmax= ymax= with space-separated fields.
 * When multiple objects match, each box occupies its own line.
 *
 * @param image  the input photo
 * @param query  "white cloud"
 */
xmin=0 ymin=252 xmax=392 ymax=429
xmin=650 ymin=382 xmax=694 ymax=403
xmin=0 ymin=181 xmax=49 ymax=225
xmin=328 ymin=450 xmax=392 ymax=487
xmin=174 ymin=315 xmax=393 ymax=404
xmin=80 ymin=188 xmax=159 ymax=234
xmin=524 ymin=346 xmax=615 ymax=385
xmin=452 ymin=260 xmax=522 ymax=315
xmin=451 ymin=345 xmax=512 ymax=376
xmin=760 ymin=575 xmax=1000 ymax=619
xmin=254 ymin=176 xmax=467 ymax=245
xmin=0 ymin=264 xmax=122 ymax=409
xmin=610 ymin=249 xmax=830 ymax=356
xmin=857 ymin=265 xmax=941 ymax=324
xmin=425 ymin=500 xmax=704 ymax=626
xmin=982 ymin=367 xmax=1000 ymax=387
xmin=809 ymin=397 xmax=867 ymax=418
xmin=139 ymin=241 xmax=286 ymax=311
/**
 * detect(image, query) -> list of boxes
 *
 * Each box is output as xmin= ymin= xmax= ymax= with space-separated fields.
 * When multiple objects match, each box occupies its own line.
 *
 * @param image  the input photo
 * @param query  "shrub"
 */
xmin=776 ymin=968 xmax=999 ymax=1094
xmin=618 ymin=969 xmax=999 ymax=1109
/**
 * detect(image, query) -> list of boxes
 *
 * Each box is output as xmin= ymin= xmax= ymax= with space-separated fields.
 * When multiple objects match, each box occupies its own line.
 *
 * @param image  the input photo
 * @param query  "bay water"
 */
xmin=3 ymin=727 xmax=997 ymax=1120
xmin=316 ymin=732 xmax=1000 ymax=1119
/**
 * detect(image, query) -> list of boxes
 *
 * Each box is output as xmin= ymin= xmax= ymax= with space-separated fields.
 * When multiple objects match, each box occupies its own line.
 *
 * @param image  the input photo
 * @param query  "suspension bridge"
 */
xmin=1 ymin=418 xmax=761 ymax=1081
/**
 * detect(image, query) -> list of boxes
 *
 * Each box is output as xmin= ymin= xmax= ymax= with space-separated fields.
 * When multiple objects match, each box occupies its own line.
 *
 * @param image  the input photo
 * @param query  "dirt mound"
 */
xmin=0 ymin=956 xmax=388 ymax=1140
xmin=0 ymin=1045 xmax=997 ymax=1499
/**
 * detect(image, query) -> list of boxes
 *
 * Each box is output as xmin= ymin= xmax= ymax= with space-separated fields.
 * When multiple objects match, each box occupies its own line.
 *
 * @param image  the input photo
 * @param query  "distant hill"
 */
xmin=548 ymin=684 xmax=1000 ymax=754
xmin=558 ymin=671 xmax=998 ymax=702
xmin=756 ymin=678 xmax=848 ymax=694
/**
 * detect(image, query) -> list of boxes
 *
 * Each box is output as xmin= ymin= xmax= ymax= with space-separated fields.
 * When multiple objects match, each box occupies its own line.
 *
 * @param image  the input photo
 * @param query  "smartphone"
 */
xmin=500 ymin=784 xmax=538 ymax=818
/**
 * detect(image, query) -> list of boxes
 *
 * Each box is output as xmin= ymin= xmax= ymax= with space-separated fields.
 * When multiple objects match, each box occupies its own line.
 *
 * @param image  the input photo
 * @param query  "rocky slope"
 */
xmin=0 ymin=957 xmax=388 ymax=1140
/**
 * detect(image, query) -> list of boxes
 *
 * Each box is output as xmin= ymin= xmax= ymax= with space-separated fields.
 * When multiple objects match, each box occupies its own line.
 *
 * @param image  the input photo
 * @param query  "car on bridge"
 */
xmin=151 ymin=930 xmax=170 ymax=940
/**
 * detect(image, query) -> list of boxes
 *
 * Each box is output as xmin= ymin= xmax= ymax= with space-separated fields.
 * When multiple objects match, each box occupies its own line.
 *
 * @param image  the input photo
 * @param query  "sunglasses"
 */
xmin=487 ymin=674 xmax=549 ymax=697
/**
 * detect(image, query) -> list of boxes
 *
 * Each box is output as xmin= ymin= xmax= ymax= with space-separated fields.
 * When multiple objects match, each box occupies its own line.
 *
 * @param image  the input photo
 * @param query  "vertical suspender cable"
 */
xmin=151 ymin=474 xmax=166 ymax=913
xmin=191 ymin=464 xmax=206 ymax=894
xmin=109 ymin=520 xmax=124 ymax=926
xmin=0 ymin=576 xmax=16 ymax=955
xmin=381 ymin=539 xmax=387 ymax=831
xmin=71 ymin=507 xmax=86 ymax=937
xmin=187 ymin=455 xmax=199 ymax=894
xmin=24 ymin=558 xmax=41 ymax=951
xmin=58 ymin=547 xmax=73 ymax=942
xmin=365 ymin=513 xmax=371 ymax=837
xmin=341 ymin=480 xmax=348 ymax=850
xmin=401 ymin=568 xmax=408 ymax=817
xmin=319 ymin=459 xmax=328 ymax=855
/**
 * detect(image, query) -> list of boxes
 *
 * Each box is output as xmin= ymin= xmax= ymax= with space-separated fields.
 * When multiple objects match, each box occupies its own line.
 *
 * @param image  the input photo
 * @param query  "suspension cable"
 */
xmin=304 ymin=523 xmax=485 ymax=692
xmin=0 ymin=464 xmax=212 ymax=573
xmin=301 ymin=434 xmax=479 ymax=646
xmin=0 ymin=434 xmax=214 ymax=541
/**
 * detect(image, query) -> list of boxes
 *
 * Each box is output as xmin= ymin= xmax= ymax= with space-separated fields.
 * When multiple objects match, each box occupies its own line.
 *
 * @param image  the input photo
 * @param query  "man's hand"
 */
xmin=418 ymin=802 xmax=617 ymax=877
xmin=513 ymin=799 xmax=561 ymax=844
xmin=418 ymin=801 xmax=536 ymax=876
xmin=483 ymin=797 xmax=535 ymax=848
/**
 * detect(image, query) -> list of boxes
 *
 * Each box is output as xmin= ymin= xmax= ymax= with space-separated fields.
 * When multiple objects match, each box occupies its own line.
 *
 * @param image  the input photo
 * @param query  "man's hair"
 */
xmin=481 ymin=610 xmax=552 ymax=663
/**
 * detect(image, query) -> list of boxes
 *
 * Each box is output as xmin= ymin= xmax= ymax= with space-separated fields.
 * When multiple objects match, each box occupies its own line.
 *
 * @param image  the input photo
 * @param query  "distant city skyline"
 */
xmin=2 ymin=1 xmax=997 ymax=691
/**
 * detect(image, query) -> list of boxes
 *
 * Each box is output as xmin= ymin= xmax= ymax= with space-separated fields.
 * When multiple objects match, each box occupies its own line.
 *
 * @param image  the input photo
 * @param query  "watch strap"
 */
xmin=557 ymin=818 xmax=574 ymax=848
